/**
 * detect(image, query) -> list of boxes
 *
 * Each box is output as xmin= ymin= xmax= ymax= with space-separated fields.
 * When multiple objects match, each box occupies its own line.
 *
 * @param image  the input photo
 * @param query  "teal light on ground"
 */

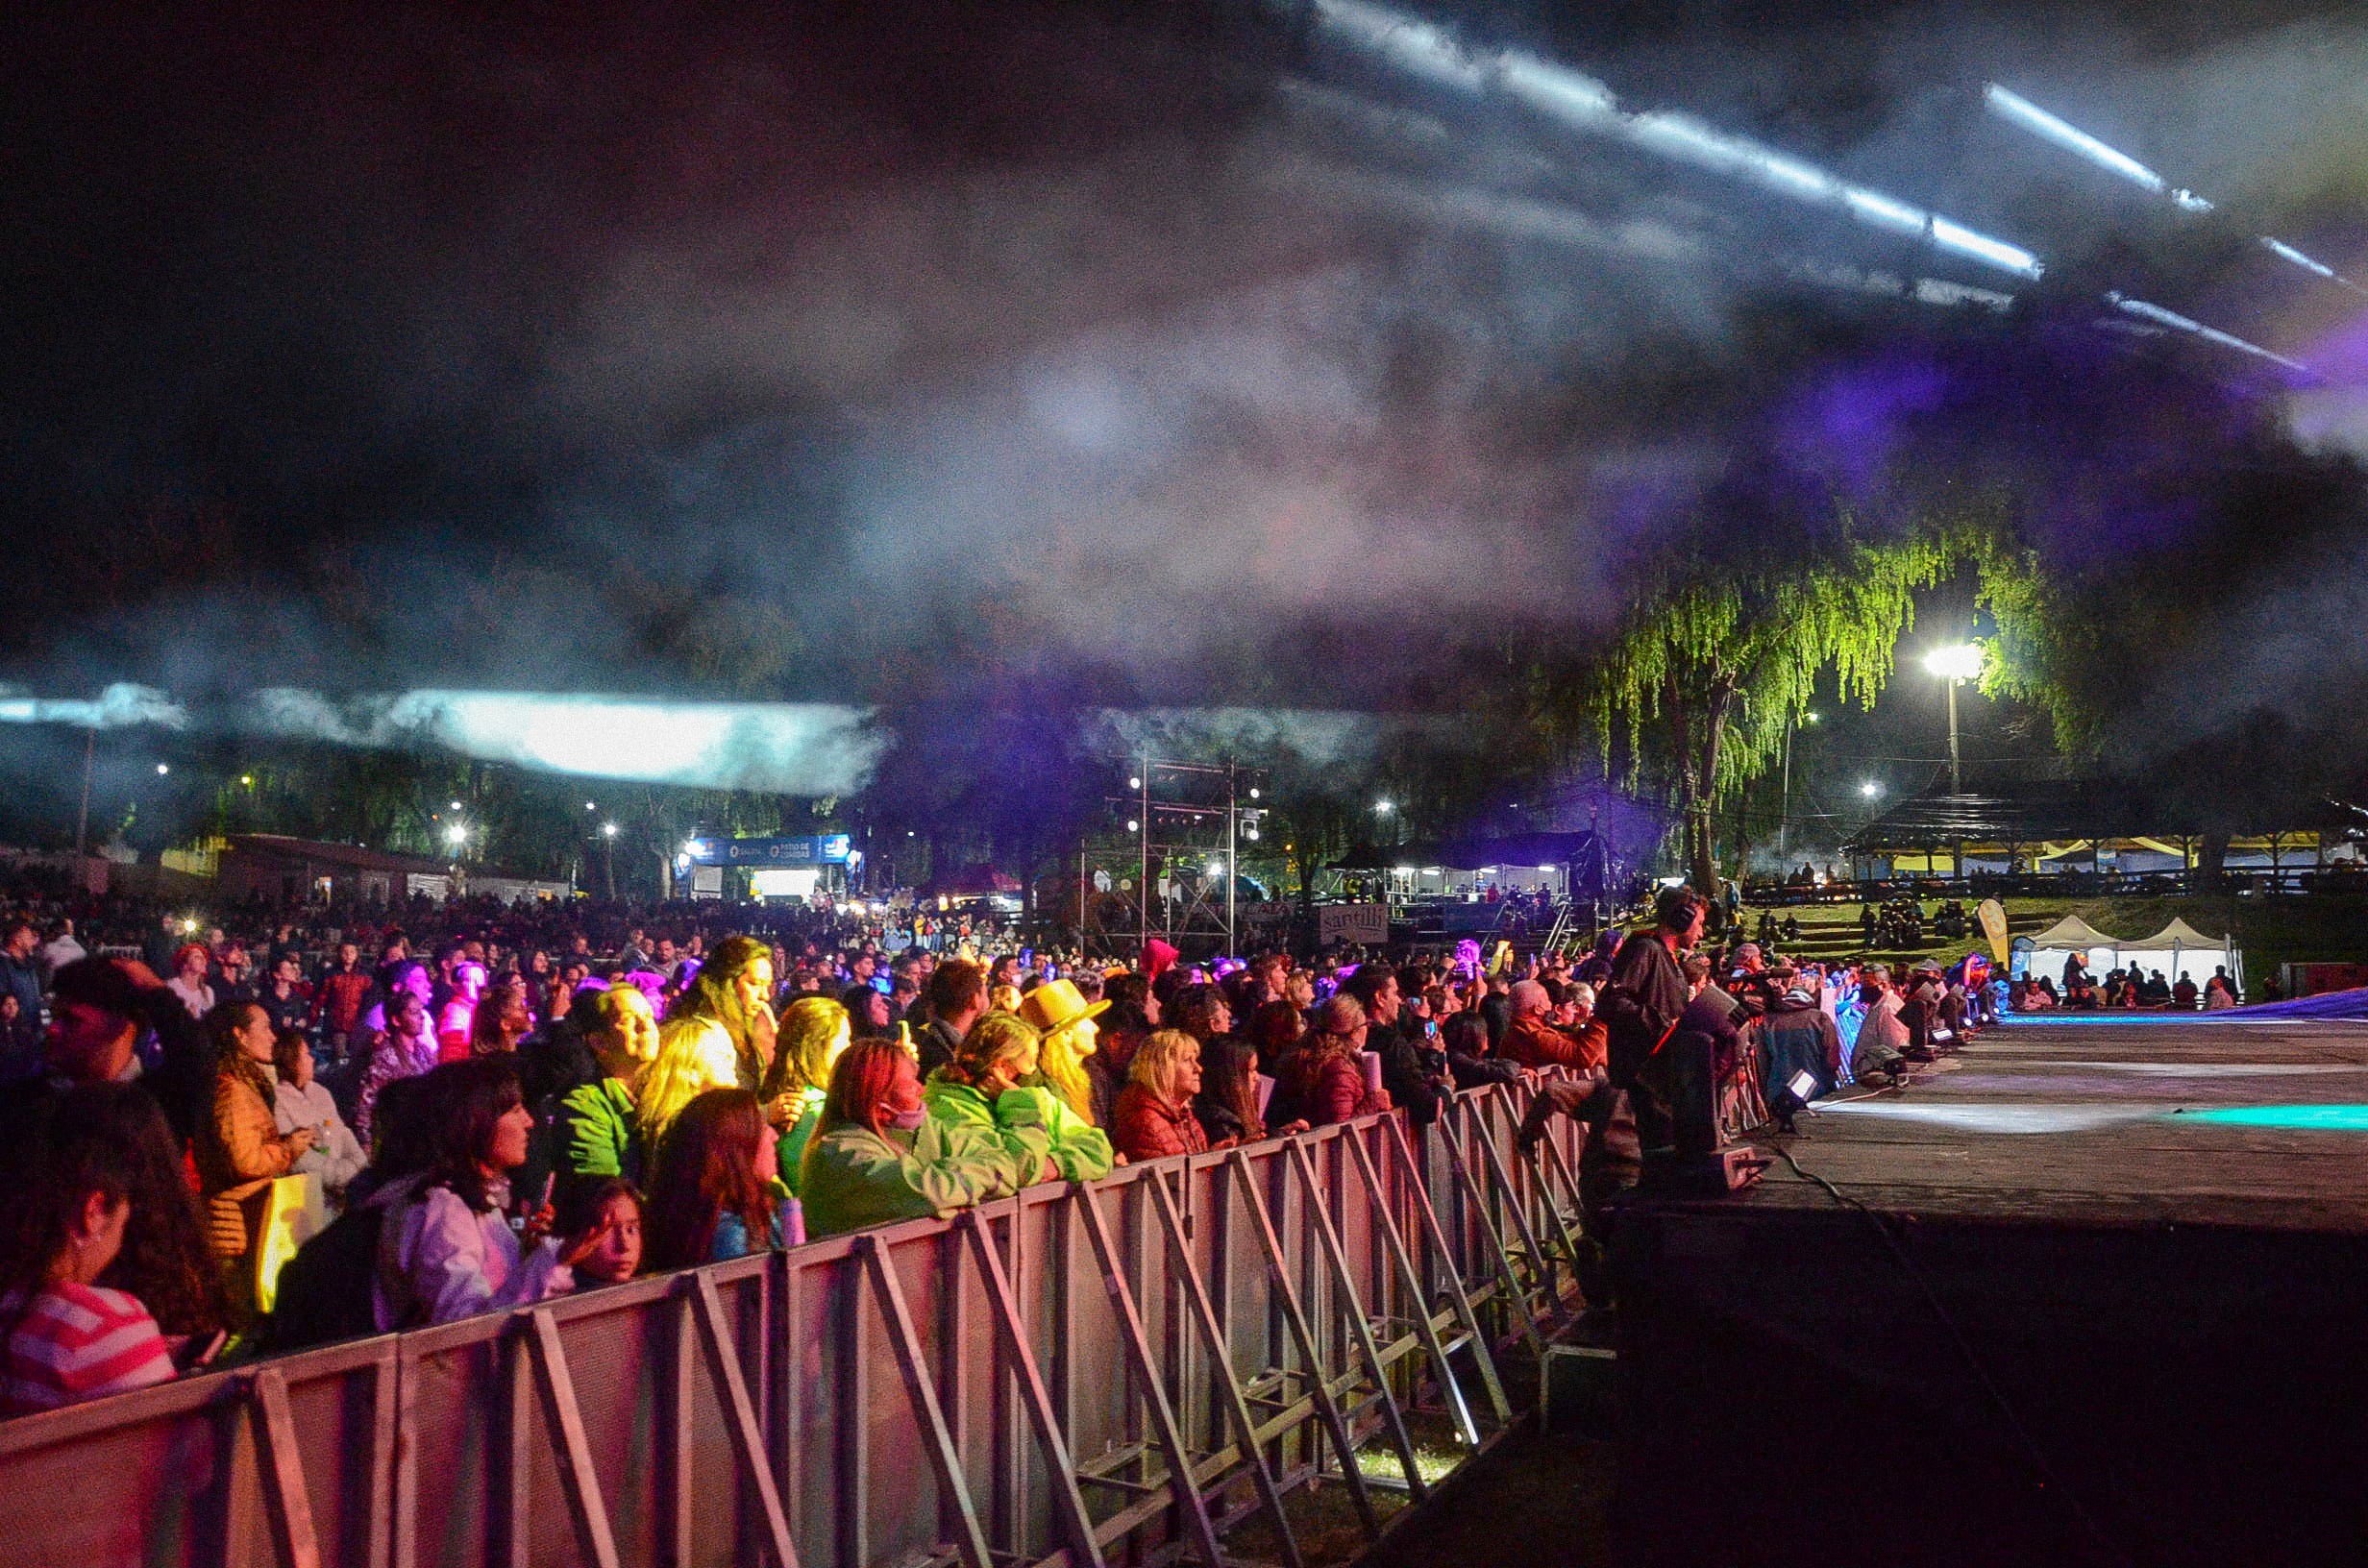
xmin=2175 ymin=1105 xmax=2368 ymax=1130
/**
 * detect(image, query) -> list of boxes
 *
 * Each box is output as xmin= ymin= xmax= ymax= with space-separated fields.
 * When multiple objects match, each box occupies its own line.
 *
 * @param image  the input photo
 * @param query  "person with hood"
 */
xmin=924 ymin=1013 xmax=1112 ymax=1183
xmin=1760 ymin=976 xmax=1842 ymax=1109
xmin=801 ymin=1040 xmax=1048 ymax=1239
xmin=1852 ymin=968 xmax=1911 ymax=1088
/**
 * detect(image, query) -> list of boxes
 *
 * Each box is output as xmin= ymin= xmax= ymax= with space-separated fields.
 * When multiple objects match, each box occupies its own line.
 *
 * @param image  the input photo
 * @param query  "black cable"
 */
xmin=1771 ymin=1142 xmax=2134 ymax=1567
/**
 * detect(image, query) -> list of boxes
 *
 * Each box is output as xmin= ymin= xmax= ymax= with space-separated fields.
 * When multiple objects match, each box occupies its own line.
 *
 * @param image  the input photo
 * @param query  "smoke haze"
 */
xmin=6 ymin=0 xmax=2368 ymax=805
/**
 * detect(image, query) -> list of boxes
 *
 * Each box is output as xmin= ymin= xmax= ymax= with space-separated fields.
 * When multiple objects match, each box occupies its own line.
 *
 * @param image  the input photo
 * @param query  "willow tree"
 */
xmin=1568 ymin=502 xmax=1995 ymax=896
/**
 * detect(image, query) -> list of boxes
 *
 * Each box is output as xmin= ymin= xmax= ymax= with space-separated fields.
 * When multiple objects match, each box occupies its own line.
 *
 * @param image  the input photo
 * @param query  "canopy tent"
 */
xmin=2014 ymin=914 xmax=2126 ymax=982
xmin=2120 ymin=918 xmax=2240 ymax=991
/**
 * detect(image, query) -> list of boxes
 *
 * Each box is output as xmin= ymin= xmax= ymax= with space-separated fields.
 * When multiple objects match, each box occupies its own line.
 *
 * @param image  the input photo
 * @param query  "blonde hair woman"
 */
xmin=1018 ymin=980 xmax=1109 ymax=1126
xmin=759 ymin=995 xmax=851 ymax=1195
xmin=638 ymin=937 xmax=777 ymax=1149
xmin=1110 ymin=1029 xmax=1213 ymax=1162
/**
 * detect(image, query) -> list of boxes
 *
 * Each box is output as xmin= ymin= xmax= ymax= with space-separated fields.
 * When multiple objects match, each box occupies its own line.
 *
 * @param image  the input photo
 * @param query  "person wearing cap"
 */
xmin=1017 ymin=977 xmax=1110 ymax=1127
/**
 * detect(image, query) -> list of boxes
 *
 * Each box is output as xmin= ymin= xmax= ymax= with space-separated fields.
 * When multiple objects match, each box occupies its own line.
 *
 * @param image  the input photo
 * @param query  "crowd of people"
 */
xmin=0 ymin=870 xmax=2153 ymax=1420
xmin=2010 ymin=953 xmax=2242 ymax=1012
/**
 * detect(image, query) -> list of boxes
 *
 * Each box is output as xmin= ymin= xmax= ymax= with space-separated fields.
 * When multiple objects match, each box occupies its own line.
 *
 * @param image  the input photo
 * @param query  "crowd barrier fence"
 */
xmin=0 ymin=1080 xmax=1591 ymax=1568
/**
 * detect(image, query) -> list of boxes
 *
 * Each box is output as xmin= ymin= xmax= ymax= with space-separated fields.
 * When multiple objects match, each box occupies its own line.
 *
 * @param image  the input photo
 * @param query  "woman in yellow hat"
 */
xmin=1018 ymin=979 xmax=1109 ymax=1126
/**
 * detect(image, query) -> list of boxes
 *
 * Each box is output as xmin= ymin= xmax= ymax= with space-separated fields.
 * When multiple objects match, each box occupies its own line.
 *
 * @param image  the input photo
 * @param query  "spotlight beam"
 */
xmin=1314 ymin=0 xmax=2045 ymax=282
xmin=1984 ymin=83 xmax=2367 ymax=300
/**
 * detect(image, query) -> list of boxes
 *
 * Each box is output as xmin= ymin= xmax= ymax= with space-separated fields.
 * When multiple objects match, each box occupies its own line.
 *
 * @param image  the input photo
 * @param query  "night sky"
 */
xmin=8 ymin=0 xmax=2368 ymax=827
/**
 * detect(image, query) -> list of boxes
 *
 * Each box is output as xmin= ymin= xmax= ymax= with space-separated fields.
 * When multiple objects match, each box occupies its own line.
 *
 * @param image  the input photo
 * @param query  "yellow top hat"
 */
xmin=1019 ymin=978 xmax=1110 ymax=1037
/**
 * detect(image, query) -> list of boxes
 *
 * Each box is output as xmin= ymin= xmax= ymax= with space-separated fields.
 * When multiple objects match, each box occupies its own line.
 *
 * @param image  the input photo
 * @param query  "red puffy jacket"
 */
xmin=1110 ymin=1084 xmax=1210 ymax=1163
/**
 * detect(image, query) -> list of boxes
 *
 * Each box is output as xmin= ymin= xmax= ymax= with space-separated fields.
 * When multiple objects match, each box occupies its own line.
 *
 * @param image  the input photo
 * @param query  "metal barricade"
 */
xmin=0 ymin=1082 xmax=1590 ymax=1568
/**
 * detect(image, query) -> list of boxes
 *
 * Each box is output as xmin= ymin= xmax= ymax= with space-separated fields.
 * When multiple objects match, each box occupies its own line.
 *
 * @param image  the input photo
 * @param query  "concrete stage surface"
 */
xmin=1608 ymin=1018 xmax=2368 ymax=1568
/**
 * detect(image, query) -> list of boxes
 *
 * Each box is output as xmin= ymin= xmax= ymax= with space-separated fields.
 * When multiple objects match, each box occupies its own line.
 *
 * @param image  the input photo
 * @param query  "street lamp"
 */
xmin=601 ymin=821 xmax=618 ymax=839
xmin=1922 ymin=643 xmax=1985 ymax=794
xmin=444 ymin=822 xmax=469 ymax=849
xmin=1860 ymin=779 xmax=1884 ymax=799
xmin=1374 ymin=799 xmax=1394 ymax=815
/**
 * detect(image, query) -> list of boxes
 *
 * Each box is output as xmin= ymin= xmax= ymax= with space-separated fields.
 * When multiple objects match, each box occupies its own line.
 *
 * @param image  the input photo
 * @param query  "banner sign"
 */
xmin=1319 ymin=902 xmax=1390 ymax=946
xmin=683 ymin=834 xmax=853 ymax=867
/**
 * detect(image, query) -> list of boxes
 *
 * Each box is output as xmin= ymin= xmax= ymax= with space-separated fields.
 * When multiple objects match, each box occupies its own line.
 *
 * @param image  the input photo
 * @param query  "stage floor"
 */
xmin=1746 ymin=1017 xmax=2368 ymax=1231
xmin=1611 ymin=1017 xmax=2368 ymax=1566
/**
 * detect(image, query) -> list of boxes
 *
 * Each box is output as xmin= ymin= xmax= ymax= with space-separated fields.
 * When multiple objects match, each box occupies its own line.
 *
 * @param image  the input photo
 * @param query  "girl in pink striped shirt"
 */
xmin=0 ymin=1086 xmax=177 ymax=1416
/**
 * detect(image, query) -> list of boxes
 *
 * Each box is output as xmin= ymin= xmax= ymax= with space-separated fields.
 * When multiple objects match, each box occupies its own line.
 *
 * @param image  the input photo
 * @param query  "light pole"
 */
xmin=1922 ymin=644 xmax=1984 ymax=794
xmin=1778 ymin=710 xmax=1818 ymax=860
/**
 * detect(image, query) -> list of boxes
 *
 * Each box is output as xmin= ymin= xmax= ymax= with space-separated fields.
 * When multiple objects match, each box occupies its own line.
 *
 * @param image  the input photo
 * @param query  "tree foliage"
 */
xmin=1562 ymin=497 xmax=2003 ymax=893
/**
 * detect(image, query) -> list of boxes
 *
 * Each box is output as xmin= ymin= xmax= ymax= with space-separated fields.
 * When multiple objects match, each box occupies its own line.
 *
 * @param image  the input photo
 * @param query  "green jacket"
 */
xmin=924 ymin=1074 xmax=1115 ymax=1185
xmin=777 ymin=1087 xmax=826 ymax=1199
xmin=799 ymin=1116 xmax=1037 ymax=1239
xmin=554 ymin=1077 xmax=642 ymax=1188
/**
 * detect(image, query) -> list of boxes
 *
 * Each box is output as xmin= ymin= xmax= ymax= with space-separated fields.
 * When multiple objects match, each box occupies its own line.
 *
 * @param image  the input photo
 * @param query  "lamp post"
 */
xmin=1922 ymin=644 xmax=1985 ymax=794
xmin=1778 ymin=710 xmax=1818 ymax=859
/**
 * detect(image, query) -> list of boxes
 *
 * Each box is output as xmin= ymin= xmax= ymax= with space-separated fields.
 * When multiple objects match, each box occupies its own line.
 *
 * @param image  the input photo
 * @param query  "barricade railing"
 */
xmin=0 ymin=1079 xmax=1590 ymax=1568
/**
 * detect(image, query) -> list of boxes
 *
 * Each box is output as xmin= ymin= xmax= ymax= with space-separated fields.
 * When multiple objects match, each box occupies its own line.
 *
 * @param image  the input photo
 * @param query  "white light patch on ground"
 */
xmin=2010 ymin=1062 xmax=2368 ymax=1077
xmin=1817 ymin=1100 xmax=2171 ymax=1134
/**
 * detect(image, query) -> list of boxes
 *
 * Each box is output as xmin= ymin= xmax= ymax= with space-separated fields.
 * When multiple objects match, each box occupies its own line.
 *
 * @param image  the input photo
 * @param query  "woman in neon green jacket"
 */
xmin=801 ymin=1040 xmax=1050 ymax=1239
xmin=923 ymin=1012 xmax=1115 ymax=1183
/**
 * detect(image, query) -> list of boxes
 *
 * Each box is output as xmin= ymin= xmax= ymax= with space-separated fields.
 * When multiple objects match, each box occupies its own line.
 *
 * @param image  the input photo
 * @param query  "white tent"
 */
xmin=2016 ymin=915 xmax=2125 ymax=983
xmin=2121 ymin=918 xmax=2239 ymax=991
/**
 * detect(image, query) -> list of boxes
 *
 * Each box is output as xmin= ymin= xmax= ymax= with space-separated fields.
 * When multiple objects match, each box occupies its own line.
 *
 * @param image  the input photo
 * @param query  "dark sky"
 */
xmin=7 ymin=0 xmax=2368 ymax=804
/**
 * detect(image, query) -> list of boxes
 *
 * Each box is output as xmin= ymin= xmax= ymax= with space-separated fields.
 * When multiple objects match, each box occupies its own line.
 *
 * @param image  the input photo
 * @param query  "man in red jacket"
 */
xmin=1499 ymin=981 xmax=1604 ymax=1072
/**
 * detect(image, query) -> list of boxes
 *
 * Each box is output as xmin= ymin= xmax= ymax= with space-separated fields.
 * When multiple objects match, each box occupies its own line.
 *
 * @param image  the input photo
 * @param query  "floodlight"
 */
xmin=1923 ymin=644 xmax=1985 ymax=681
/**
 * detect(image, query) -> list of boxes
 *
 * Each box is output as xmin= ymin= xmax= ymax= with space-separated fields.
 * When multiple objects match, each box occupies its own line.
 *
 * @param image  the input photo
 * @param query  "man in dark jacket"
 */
xmin=1342 ymin=963 xmax=1445 ymax=1128
xmin=916 ymin=959 xmax=986 ymax=1076
xmin=1596 ymin=887 xmax=1704 ymax=1157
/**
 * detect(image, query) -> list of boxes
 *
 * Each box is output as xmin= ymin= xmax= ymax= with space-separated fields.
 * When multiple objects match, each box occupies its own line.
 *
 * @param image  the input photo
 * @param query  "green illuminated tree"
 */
xmin=1563 ymin=500 xmax=1998 ymax=897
